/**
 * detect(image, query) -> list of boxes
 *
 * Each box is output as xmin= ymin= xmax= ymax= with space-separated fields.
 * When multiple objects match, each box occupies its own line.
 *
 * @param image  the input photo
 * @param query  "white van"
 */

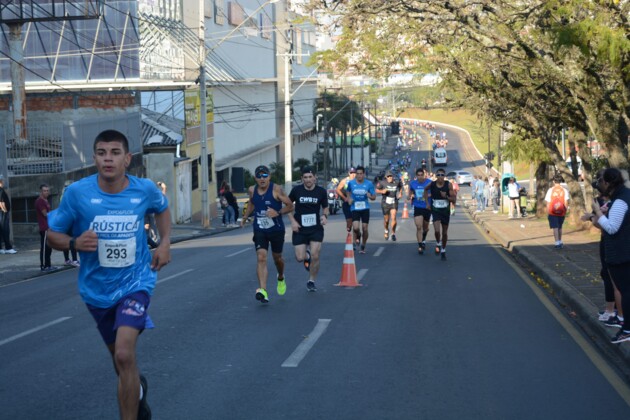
xmin=432 ymin=148 xmax=448 ymax=166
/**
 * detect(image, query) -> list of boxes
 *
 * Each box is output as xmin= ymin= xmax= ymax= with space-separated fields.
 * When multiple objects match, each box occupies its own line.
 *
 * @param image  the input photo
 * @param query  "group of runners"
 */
xmin=240 ymin=163 xmax=459 ymax=307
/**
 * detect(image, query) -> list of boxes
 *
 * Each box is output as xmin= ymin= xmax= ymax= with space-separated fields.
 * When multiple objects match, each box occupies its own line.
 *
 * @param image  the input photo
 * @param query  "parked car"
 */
xmin=446 ymin=170 xmax=473 ymax=186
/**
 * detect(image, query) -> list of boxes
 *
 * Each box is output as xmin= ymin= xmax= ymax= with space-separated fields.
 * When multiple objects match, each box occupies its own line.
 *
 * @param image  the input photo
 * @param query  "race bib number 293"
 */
xmin=98 ymin=238 xmax=136 ymax=268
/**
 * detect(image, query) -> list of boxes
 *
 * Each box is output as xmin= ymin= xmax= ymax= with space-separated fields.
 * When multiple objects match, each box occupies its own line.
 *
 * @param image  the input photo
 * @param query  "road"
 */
xmin=1 ymin=124 xmax=629 ymax=419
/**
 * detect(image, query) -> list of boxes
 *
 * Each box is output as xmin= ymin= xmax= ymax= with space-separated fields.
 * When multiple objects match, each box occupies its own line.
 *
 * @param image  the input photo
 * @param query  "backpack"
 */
xmin=548 ymin=186 xmax=567 ymax=216
xmin=220 ymin=195 xmax=228 ymax=208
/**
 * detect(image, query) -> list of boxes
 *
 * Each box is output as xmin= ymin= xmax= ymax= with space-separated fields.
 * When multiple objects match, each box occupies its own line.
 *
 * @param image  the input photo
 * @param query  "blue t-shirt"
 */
xmin=347 ymin=179 xmax=375 ymax=211
xmin=48 ymin=174 xmax=168 ymax=308
xmin=409 ymin=179 xmax=431 ymax=209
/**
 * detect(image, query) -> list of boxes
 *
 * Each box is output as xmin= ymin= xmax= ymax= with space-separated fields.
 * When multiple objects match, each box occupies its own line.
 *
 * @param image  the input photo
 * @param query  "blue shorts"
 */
xmin=86 ymin=291 xmax=153 ymax=345
xmin=548 ymin=215 xmax=565 ymax=229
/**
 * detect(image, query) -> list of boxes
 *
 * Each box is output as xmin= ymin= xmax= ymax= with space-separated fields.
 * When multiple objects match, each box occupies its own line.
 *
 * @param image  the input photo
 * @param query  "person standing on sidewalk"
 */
xmin=288 ymin=167 xmax=329 ymax=292
xmin=490 ymin=179 xmax=500 ymax=213
xmin=475 ymin=176 xmax=486 ymax=212
xmin=60 ymin=180 xmax=80 ymax=267
xmin=241 ymin=165 xmax=294 ymax=303
xmin=408 ymin=167 xmax=432 ymax=254
xmin=375 ymin=171 xmax=403 ymax=241
xmin=221 ymin=184 xmax=238 ymax=227
xmin=545 ymin=175 xmax=570 ymax=248
xmin=35 ymin=184 xmax=57 ymax=271
xmin=345 ymin=166 xmax=376 ymax=254
xmin=507 ymin=177 xmax=521 ymax=218
xmin=592 ymin=168 xmax=630 ymax=343
xmin=0 ymin=176 xmax=17 ymax=254
xmin=425 ymin=168 xmax=456 ymax=261
xmin=47 ymin=129 xmax=172 ymax=419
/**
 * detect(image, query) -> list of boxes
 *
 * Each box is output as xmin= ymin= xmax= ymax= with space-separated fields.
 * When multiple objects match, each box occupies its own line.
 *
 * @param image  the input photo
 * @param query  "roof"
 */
xmin=141 ymin=109 xmax=184 ymax=147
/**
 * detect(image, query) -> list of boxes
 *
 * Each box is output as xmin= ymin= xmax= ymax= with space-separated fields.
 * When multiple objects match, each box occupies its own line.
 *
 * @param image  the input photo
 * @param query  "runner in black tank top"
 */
xmin=427 ymin=169 xmax=456 ymax=260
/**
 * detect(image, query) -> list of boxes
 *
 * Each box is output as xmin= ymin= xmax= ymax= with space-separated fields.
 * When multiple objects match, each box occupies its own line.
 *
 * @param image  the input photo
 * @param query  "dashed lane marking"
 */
xmin=373 ymin=247 xmax=385 ymax=257
xmin=156 ymin=268 xmax=195 ymax=285
xmin=282 ymin=319 xmax=331 ymax=368
xmin=0 ymin=317 xmax=72 ymax=347
xmin=226 ymin=248 xmax=249 ymax=258
xmin=357 ymin=268 xmax=368 ymax=281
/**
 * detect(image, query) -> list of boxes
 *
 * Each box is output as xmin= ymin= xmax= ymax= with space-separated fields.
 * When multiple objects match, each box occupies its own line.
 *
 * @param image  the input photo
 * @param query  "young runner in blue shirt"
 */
xmin=345 ymin=166 xmax=376 ymax=254
xmin=408 ymin=167 xmax=432 ymax=254
xmin=48 ymin=130 xmax=171 ymax=420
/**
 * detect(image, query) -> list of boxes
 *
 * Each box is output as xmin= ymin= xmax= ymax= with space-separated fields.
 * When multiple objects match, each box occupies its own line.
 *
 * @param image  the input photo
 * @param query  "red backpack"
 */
xmin=548 ymin=186 xmax=567 ymax=216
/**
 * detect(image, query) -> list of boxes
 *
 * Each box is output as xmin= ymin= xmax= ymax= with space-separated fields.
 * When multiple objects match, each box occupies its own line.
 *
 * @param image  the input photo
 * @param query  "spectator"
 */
xmin=60 ymin=180 xmax=79 ymax=266
xmin=490 ymin=179 xmax=500 ymax=213
xmin=0 ymin=175 xmax=17 ymax=254
xmin=221 ymin=184 xmax=238 ymax=227
xmin=544 ymin=175 xmax=570 ymax=248
xmin=483 ymin=177 xmax=491 ymax=209
xmin=35 ymin=184 xmax=57 ymax=271
xmin=593 ymin=168 xmax=630 ymax=343
xmin=507 ymin=177 xmax=521 ymax=218
xmin=475 ymin=176 xmax=485 ymax=212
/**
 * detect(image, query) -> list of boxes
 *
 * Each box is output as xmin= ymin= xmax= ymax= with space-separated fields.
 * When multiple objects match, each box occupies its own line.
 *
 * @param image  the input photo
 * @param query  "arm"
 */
xmin=594 ymin=199 xmax=628 ymax=234
xmin=240 ymin=187 xmax=255 ymax=227
xmin=47 ymin=229 xmax=98 ymax=253
xmin=375 ymin=182 xmax=386 ymax=195
xmin=151 ymin=208 xmax=171 ymax=271
xmin=449 ymin=183 xmax=457 ymax=204
xmin=267 ymin=185 xmax=294 ymax=218
xmin=367 ymin=185 xmax=376 ymax=201
xmin=336 ymin=179 xmax=348 ymax=201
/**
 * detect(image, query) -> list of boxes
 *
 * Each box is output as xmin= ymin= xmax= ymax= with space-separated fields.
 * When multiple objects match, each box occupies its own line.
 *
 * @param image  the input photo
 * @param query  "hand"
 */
xmin=77 ymin=230 xmax=98 ymax=252
xmin=266 ymin=207 xmax=279 ymax=218
xmin=151 ymin=241 xmax=171 ymax=271
xmin=291 ymin=220 xmax=301 ymax=232
xmin=321 ymin=215 xmax=327 ymax=226
xmin=592 ymin=198 xmax=601 ymax=215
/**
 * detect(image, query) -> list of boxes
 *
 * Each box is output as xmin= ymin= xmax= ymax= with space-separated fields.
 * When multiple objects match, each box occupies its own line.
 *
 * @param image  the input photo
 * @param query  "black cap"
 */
xmin=254 ymin=165 xmax=270 ymax=177
xmin=385 ymin=171 xmax=394 ymax=177
xmin=349 ymin=167 xmax=356 ymax=173
xmin=301 ymin=166 xmax=315 ymax=175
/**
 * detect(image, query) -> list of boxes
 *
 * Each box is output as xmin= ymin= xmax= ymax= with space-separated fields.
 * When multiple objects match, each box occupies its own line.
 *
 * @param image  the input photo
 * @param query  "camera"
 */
xmin=592 ymin=179 xmax=603 ymax=193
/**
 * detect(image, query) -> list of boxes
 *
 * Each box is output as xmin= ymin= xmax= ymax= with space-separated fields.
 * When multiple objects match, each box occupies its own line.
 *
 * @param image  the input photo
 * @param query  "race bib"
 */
xmin=355 ymin=201 xmax=367 ymax=210
xmin=433 ymin=199 xmax=448 ymax=209
xmin=385 ymin=196 xmax=396 ymax=204
xmin=301 ymin=213 xmax=317 ymax=227
xmin=257 ymin=216 xmax=274 ymax=229
xmin=98 ymin=237 xmax=136 ymax=268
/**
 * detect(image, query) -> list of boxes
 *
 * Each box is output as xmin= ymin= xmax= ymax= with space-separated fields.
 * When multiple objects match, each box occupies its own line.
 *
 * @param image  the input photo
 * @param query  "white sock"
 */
xmin=139 ymin=384 xmax=143 ymax=401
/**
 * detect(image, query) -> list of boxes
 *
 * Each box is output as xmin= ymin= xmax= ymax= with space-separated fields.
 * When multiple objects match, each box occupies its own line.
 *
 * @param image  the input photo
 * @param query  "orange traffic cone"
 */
xmin=402 ymin=201 xmax=409 ymax=219
xmin=335 ymin=232 xmax=362 ymax=287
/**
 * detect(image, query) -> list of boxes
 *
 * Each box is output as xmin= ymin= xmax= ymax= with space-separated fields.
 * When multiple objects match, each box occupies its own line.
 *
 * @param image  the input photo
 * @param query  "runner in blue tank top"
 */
xmin=345 ymin=166 xmax=376 ymax=254
xmin=408 ymin=167 xmax=432 ymax=254
xmin=241 ymin=165 xmax=294 ymax=303
xmin=47 ymin=130 xmax=171 ymax=419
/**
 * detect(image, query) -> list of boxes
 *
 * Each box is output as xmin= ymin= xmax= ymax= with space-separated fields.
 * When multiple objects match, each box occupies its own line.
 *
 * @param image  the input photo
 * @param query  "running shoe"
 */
xmin=391 ymin=234 xmax=397 ymax=242
xmin=306 ymin=280 xmax=317 ymax=292
xmin=359 ymin=244 xmax=366 ymax=254
xmin=450 ymin=207 xmax=455 ymax=216
xmin=418 ymin=246 xmax=424 ymax=255
xmin=3 ymin=249 xmax=16 ymax=254
xmin=434 ymin=245 xmax=440 ymax=255
xmin=303 ymin=250 xmax=311 ymax=272
xmin=441 ymin=252 xmax=447 ymax=261
xmin=611 ymin=330 xmax=630 ymax=344
xmin=255 ymin=288 xmax=269 ymax=303
xmin=138 ymin=375 xmax=151 ymax=420
xmin=277 ymin=277 xmax=286 ymax=296
xmin=65 ymin=260 xmax=74 ymax=266
xmin=599 ymin=311 xmax=616 ymax=322
xmin=384 ymin=229 xmax=389 ymax=240
xmin=604 ymin=315 xmax=623 ymax=328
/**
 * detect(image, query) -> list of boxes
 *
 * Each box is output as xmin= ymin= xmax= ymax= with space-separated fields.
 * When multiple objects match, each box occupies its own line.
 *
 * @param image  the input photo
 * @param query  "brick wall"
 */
xmin=0 ymin=92 xmax=136 ymax=112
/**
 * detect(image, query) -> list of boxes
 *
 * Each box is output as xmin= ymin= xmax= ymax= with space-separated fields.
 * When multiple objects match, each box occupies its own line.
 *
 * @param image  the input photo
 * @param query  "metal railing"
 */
xmin=3 ymin=123 xmax=64 ymax=175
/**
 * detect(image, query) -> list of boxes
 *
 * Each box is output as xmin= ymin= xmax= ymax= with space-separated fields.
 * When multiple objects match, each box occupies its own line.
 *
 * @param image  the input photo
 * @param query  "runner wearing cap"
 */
xmin=288 ymin=167 xmax=329 ymax=292
xmin=241 ymin=165 xmax=294 ymax=303
xmin=345 ymin=166 xmax=376 ymax=254
xmin=408 ymin=167 xmax=432 ymax=254
xmin=376 ymin=171 xmax=403 ymax=241
xmin=336 ymin=167 xmax=357 ymax=235
xmin=425 ymin=168 xmax=456 ymax=260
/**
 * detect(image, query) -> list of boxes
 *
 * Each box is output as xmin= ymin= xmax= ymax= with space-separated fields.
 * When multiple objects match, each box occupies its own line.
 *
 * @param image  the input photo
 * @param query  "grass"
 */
xmin=399 ymin=108 xmax=529 ymax=179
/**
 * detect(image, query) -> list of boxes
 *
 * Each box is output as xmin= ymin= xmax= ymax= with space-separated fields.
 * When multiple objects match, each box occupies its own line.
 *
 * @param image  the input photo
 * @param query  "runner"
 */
xmin=336 ymin=167 xmax=357 ymax=235
xmin=375 ymin=171 xmax=403 ymax=241
xmin=408 ymin=167 xmax=432 ymax=254
xmin=47 ymin=129 xmax=172 ymax=420
xmin=425 ymin=168 xmax=456 ymax=260
xmin=288 ymin=167 xmax=329 ymax=292
xmin=345 ymin=166 xmax=376 ymax=254
xmin=241 ymin=165 xmax=294 ymax=303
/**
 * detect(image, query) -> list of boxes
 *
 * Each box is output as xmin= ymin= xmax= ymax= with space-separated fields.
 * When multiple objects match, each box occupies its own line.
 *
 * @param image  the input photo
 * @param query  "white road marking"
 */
xmin=373 ymin=247 xmax=385 ymax=257
xmin=156 ymin=268 xmax=195 ymax=284
xmin=0 ymin=317 xmax=72 ymax=347
xmin=226 ymin=248 xmax=249 ymax=258
xmin=357 ymin=268 xmax=368 ymax=281
xmin=282 ymin=319 xmax=331 ymax=368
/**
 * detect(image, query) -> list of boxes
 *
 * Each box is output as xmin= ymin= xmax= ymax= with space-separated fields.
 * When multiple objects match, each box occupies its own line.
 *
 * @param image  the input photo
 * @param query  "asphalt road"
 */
xmin=2 ymin=124 xmax=629 ymax=419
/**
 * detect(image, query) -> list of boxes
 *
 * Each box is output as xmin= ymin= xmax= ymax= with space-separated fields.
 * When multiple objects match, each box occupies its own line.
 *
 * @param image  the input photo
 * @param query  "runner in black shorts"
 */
xmin=376 ymin=171 xmax=402 ymax=241
xmin=426 ymin=168 xmax=456 ymax=260
xmin=288 ymin=167 xmax=329 ymax=292
xmin=346 ymin=166 xmax=376 ymax=253
xmin=408 ymin=167 xmax=432 ymax=254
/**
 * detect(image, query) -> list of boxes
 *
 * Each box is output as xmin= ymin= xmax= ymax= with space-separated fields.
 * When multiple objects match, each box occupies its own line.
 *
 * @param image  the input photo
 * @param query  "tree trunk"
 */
xmin=535 ymin=161 xmax=549 ymax=218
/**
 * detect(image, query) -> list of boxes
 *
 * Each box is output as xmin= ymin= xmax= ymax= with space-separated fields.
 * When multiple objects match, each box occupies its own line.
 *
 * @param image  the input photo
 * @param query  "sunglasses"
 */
xmin=436 ymin=174 xmax=445 ymax=177
xmin=256 ymin=173 xmax=269 ymax=179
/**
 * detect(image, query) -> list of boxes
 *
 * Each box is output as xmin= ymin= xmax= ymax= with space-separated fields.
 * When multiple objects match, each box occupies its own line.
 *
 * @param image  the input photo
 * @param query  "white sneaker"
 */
xmin=4 ymin=249 xmax=16 ymax=254
xmin=599 ymin=311 xmax=616 ymax=321
xmin=0 ymin=249 xmax=4 ymax=254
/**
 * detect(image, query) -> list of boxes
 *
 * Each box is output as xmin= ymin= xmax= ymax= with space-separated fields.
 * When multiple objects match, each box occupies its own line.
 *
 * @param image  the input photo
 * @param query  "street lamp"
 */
xmin=198 ymin=0 xmax=279 ymax=227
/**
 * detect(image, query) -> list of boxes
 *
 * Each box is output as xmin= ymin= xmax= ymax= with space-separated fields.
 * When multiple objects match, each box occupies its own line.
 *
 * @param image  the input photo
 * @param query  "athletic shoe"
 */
xmin=303 ymin=250 xmax=311 ymax=272
xmin=138 ymin=375 xmax=151 ymax=420
xmin=599 ymin=311 xmax=616 ymax=322
xmin=384 ymin=230 xmax=389 ymax=240
xmin=391 ymin=234 xmax=397 ymax=242
xmin=359 ymin=244 xmax=366 ymax=254
xmin=434 ymin=245 xmax=440 ymax=255
xmin=306 ymin=280 xmax=317 ymax=292
xmin=65 ymin=260 xmax=74 ymax=266
xmin=255 ymin=288 xmax=269 ymax=303
xmin=41 ymin=266 xmax=58 ymax=272
xmin=418 ymin=246 xmax=424 ymax=255
xmin=0 ymin=249 xmax=4 ymax=254
xmin=611 ymin=330 xmax=630 ymax=344
xmin=3 ymin=249 xmax=16 ymax=254
xmin=71 ymin=260 xmax=80 ymax=267
xmin=604 ymin=315 xmax=623 ymax=328
xmin=441 ymin=252 xmax=447 ymax=261
xmin=277 ymin=277 xmax=286 ymax=296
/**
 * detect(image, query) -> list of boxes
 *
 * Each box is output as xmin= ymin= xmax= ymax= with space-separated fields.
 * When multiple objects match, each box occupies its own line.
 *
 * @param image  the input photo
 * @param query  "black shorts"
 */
xmin=431 ymin=211 xmax=450 ymax=226
xmin=342 ymin=202 xmax=352 ymax=219
xmin=413 ymin=207 xmax=431 ymax=220
xmin=381 ymin=202 xmax=399 ymax=214
xmin=253 ymin=230 xmax=285 ymax=253
xmin=292 ymin=227 xmax=324 ymax=245
xmin=351 ymin=209 xmax=370 ymax=224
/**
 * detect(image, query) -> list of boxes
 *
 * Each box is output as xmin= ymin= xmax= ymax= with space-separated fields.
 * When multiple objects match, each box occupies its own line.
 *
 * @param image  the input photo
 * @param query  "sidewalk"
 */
xmin=462 ymin=201 xmax=630 ymax=363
